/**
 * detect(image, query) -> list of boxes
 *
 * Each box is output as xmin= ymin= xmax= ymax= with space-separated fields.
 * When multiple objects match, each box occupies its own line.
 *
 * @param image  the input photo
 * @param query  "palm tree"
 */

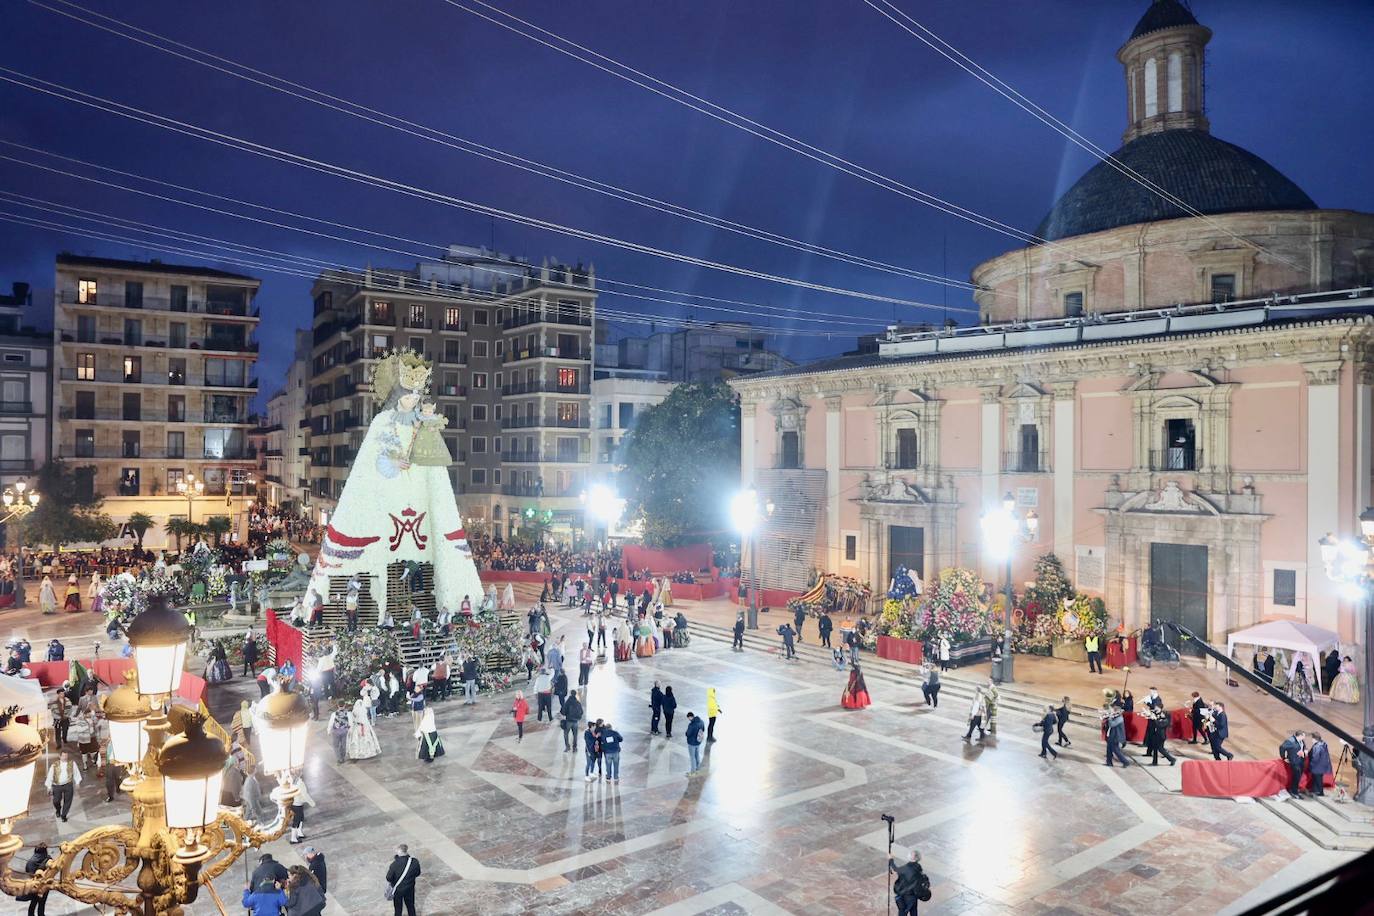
xmin=164 ymin=517 xmax=195 ymax=552
xmin=127 ymin=512 xmax=154 ymax=550
xmin=203 ymin=515 xmax=232 ymax=546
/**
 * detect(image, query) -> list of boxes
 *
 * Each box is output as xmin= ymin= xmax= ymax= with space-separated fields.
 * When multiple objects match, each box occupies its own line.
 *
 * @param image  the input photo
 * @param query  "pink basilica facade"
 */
xmin=729 ymin=1 xmax=1374 ymax=652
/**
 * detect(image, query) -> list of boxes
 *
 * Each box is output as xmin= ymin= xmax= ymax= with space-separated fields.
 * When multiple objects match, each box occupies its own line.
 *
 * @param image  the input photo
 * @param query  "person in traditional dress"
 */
xmin=63 ymin=575 xmax=81 ymax=611
xmin=38 ymin=574 xmax=57 ymax=614
xmin=415 ymin=707 xmax=444 ymax=762
xmin=87 ymin=570 xmax=103 ymax=613
xmin=1330 ymin=656 xmax=1360 ymax=704
xmin=207 ymin=642 xmax=233 ymax=683
xmin=501 ymin=583 xmax=516 ymax=612
xmin=346 ymin=696 xmax=382 ymax=760
xmin=841 ymin=664 xmax=872 ymax=709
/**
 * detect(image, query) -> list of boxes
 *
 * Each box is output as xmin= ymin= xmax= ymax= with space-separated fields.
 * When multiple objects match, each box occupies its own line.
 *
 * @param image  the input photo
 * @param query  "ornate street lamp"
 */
xmin=1 ymin=480 xmax=40 ymax=607
xmin=0 ymin=595 xmax=307 ymax=913
xmin=1317 ymin=519 xmax=1374 ymax=804
xmin=731 ymin=488 xmax=776 ymax=630
xmin=176 ymin=473 xmax=204 ymax=525
xmin=981 ymin=491 xmax=1039 ymax=684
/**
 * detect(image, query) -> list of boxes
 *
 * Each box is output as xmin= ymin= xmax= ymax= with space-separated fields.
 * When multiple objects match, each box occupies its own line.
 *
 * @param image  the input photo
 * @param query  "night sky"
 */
xmin=1 ymin=0 xmax=1371 ymax=406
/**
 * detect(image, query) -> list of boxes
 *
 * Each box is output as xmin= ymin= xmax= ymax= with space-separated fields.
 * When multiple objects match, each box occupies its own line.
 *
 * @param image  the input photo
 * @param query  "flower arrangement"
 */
xmin=916 ymin=567 xmax=992 ymax=643
xmin=305 ymin=628 xmax=405 ymax=700
xmin=265 ymin=537 xmax=292 ymax=559
xmin=205 ymin=567 xmax=228 ymax=599
xmin=1057 ymin=593 xmax=1107 ymax=640
xmin=877 ymin=597 xmax=920 ymax=640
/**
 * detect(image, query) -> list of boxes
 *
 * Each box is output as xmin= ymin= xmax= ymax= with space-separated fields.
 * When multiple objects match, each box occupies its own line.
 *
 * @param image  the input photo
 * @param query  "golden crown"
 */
xmin=369 ymin=349 xmax=432 ymax=402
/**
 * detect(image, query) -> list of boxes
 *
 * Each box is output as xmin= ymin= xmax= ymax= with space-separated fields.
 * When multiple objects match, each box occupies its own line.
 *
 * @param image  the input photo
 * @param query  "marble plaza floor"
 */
xmin=10 ymin=599 xmax=1364 ymax=915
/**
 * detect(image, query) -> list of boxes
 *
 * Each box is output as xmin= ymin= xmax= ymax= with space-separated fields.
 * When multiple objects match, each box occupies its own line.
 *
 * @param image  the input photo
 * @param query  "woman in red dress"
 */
xmin=841 ymin=664 xmax=871 ymax=709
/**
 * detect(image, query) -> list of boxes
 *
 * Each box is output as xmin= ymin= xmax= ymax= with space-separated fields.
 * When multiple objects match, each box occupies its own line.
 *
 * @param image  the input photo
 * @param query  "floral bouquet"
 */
xmin=877 ymin=597 xmax=919 ymax=640
xmin=916 ymin=567 xmax=993 ymax=643
xmin=1057 ymin=594 xmax=1107 ymax=640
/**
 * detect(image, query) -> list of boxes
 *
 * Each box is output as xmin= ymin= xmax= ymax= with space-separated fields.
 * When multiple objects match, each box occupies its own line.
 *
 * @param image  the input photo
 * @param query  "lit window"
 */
xmin=1210 ymin=273 xmax=1236 ymax=303
xmin=444 ymin=306 xmax=461 ymax=329
xmin=558 ymin=368 xmax=578 ymax=389
xmin=78 ymin=278 xmax=98 ymax=304
xmin=472 ymin=373 xmax=487 ymax=389
xmin=409 ymin=304 xmax=426 ymax=328
xmin=557 ymin=402 xmax=579 ymax=423
xmin=77 ymin=352 xmax=96 ymax=381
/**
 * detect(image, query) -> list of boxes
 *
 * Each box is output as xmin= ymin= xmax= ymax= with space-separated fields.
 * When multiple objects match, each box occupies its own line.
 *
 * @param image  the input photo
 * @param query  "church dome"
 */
xmin=1130 ymin=0 xmax=1198 ymax=40
xmin=1033 ymin=130 xmax=1316 ymax=243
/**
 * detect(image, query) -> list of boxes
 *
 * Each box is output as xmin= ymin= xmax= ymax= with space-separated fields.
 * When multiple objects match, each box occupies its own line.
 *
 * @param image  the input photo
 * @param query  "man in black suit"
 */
xmin=1307 ymin=733 xmax=1333 ymax=796
xmin=1143 ymin=711 xmax=1176 ymax=766
xmin=1279 ymin=731 xmax=1307 ymax=796
xmin=732 ymin=614 xmax=745 ymax=651
xmin=1188 ymin=692 xmax=1207 ymax=744
xmin=1210 ymin=703 xmax=1234 ymax=760
xmin=818 ymin=612 xmax=834 ymax=648
xmin=1034 ymin=705 xmax=1059 ymax=760
xmin=1104 ymin=707 xmax=1132 ymax=767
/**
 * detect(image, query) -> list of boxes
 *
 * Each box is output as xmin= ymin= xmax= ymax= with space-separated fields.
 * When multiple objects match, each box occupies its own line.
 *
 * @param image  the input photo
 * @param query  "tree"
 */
xmin=127 ymin=512 xmax=154 ymax=550
xmin=23 ymin=460 xmax=116 ymax=551
xmin=203 ymin=515 xmax=232 ymax=546
xmin=164 ymin=517 xmax=197 ymax=552
xmin=618 ymin=382 xmax=740 ymax=547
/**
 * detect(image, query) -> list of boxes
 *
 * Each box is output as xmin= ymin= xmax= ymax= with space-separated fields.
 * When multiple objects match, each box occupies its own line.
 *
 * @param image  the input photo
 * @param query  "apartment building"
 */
xmin=303 ymin=245 xmax=596 ymax=541
xmin=0 ymin=281 xmax=52 ymax=494
xmin=53 ymin=255 xmax=261 ymax=547
xmin=264 ymin=329 xmax=312 ymax=511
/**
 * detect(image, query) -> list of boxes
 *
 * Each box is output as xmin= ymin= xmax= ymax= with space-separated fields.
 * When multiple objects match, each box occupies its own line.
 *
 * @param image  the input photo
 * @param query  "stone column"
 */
xmin=980 ymin=387 xmax=1002 ymax=580
xmin=825 ymin=397 xmax=842 ymax=573
xmin=1357 ymin=366 xmax=1373 ymax=514
xmin=1305 ymin=361 xmax=1343 ymax=632
xmin=1052 ymin=382 xmax=1076 ymax=572
xmin=740 ymin=399 xmax=757 ymax=487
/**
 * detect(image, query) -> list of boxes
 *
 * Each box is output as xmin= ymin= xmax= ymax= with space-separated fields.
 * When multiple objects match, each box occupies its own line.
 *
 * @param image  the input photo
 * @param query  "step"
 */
xmin=691 ymin=621 xmax=1102 ymax=727
xmin=1258 ymin=797 xmax=1374 ymax=852
xmin=1304 ymin=797 xmax=1374 ymax=835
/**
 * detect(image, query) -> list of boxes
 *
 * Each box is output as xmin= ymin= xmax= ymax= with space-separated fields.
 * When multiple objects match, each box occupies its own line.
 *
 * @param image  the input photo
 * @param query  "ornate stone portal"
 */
xmin=855 ymin=472 xmax=961 ymax=593
xmin=1098 ymin=479 xmax=1267 ymax=643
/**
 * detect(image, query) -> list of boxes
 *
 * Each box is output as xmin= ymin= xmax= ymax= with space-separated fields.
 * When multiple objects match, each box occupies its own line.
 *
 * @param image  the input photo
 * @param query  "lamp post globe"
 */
xmin=255 ymin=681 xmax=311 ymax=797
xmin=125 ymin=595 xmax=192 ymax=699
xmin=158 ymin=716 xmax=228 ymax=860
xmin=0 ymin=708 xmax=42 ymax=856
xmin=103 ymin=673 xmax=151 ymax=785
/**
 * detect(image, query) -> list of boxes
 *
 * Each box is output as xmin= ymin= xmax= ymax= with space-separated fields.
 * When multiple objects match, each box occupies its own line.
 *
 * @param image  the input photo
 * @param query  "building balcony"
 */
xmin=501 ymin=311 xmax=592 ymax=331
xmin=438 ymin=321 xmax=468 ymax=333
xmin=500 ymin=415 xmax=590 ymax=430
xmin=0 ymin=401 xmax=33 ymax=415
xmin=1150 ymin=448 xmax=1201 ymax=472
xmin=58 ymin=368 xmax=257 ymax=389
xmin=438 ymin=352 xmax=467 ymax=365
xmin=504 ymin=347 xmax=591 ymax=364
xmin=436 ymin=384 xmax=468 ymax=398
xmin=1002 ymin=450 xmax=1049 ymax=474
xmin=0 ymin=460 xmax=34 ymax=472
xmin=503 ymin=450 xmax=590 ymax=464
xmin=500 ymin=380 xmax=591 ymax=396
xmin=58 ymin=290 xmax=259 ymax=319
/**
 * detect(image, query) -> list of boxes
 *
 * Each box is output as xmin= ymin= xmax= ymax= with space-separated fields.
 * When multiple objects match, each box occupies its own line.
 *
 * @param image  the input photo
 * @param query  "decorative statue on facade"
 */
xmin=888 ymin=565 xmax=923 ymax=600
xmin=304 ymin=350 xmax=483 ymax=615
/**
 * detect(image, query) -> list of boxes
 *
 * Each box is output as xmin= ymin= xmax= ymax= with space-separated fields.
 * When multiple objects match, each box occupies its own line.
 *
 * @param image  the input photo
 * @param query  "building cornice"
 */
xmin=731 ymin=315 xmax=1374 ymax=403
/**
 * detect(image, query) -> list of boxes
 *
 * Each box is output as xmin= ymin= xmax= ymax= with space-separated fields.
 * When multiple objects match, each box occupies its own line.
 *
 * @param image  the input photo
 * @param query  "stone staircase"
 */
xmin=1257 ymin=794 xmax=1374 ymax=852
xmin=690 ymin=618 xmax=1106 ymax=729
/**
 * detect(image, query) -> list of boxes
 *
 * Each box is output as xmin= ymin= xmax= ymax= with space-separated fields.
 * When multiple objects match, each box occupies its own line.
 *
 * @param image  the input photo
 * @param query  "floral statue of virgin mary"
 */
xmin=303 ymin=349 xmax=483 ymax=620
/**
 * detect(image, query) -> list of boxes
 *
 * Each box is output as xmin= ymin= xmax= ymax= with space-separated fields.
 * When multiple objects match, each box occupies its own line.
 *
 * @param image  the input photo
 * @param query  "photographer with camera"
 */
xmin=888 ymin=848 xmax=931 ymax=915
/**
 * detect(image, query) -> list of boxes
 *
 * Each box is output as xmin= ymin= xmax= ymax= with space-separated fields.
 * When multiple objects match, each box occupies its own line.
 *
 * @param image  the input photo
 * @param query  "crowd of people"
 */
xmin=247 ymin=506 xmax=320 ymax=547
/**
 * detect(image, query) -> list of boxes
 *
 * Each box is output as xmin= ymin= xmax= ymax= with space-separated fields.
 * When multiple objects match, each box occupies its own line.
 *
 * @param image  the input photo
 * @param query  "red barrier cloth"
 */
xmin=1100 ymin=711 xmax=1149 ymax=744
xmin=1167 ymin=708 xmax=1196 ymax=741
xmin=1181 ymin=759 xmax=1335 ymax=798
xmin=623 ymin=544 xmax=713 ymax=576
xmin=265 ymin=610 xmax=303 ymax=679
xmin=876 ymin=636 xmax=924 ymax=666
xmin=88 ymin=657 xmax=134 ymax=686
xmin=178 ymin=672 xmax=208 ymax=704
xmin=23 ymin=661 xmax=69 ymax=687
xmin=1105 ymin=636 xmax=1139 ymax=669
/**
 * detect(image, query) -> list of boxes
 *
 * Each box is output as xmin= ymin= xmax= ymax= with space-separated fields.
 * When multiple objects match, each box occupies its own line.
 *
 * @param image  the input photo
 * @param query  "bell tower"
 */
xmin=1118 ymin=0 xmax=1211 ymax=143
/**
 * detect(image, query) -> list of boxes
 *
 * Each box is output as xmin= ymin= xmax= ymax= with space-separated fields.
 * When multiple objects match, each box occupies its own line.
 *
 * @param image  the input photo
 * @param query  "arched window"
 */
xmin=1167 ymin=52 xmax=1183 ymax=112
xmin=1144 ymin=58 xmax=1158 ymax=117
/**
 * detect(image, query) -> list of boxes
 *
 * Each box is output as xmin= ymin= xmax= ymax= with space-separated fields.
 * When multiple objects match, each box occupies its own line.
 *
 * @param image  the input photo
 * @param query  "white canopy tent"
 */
xmin=1226 ymin=620 xmax=1340 ymax=692
xmin=0 ymin=674 xmax=50 ymax=729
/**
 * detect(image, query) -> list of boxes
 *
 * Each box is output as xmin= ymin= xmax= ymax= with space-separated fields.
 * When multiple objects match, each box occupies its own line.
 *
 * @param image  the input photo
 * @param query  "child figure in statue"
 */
xmin=409 ymin=401 xmax=453 ymax=467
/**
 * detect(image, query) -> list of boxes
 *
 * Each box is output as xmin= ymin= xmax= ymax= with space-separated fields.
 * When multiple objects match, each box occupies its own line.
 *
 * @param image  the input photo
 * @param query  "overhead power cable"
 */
xmin=0 ymin=200 xmax=886 ymax=336
xmin=0 ymin=66 xmax=956 ymax=315
xmin=25 ymin=0 xmax=983 ymax=296
xmin=436 ymin=0 xmax=1067 ymax=252
xmin=857 ymin=0 xmax=1304 ymax=272
xmin=0 ymin=143 xmax=972 ymax=322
